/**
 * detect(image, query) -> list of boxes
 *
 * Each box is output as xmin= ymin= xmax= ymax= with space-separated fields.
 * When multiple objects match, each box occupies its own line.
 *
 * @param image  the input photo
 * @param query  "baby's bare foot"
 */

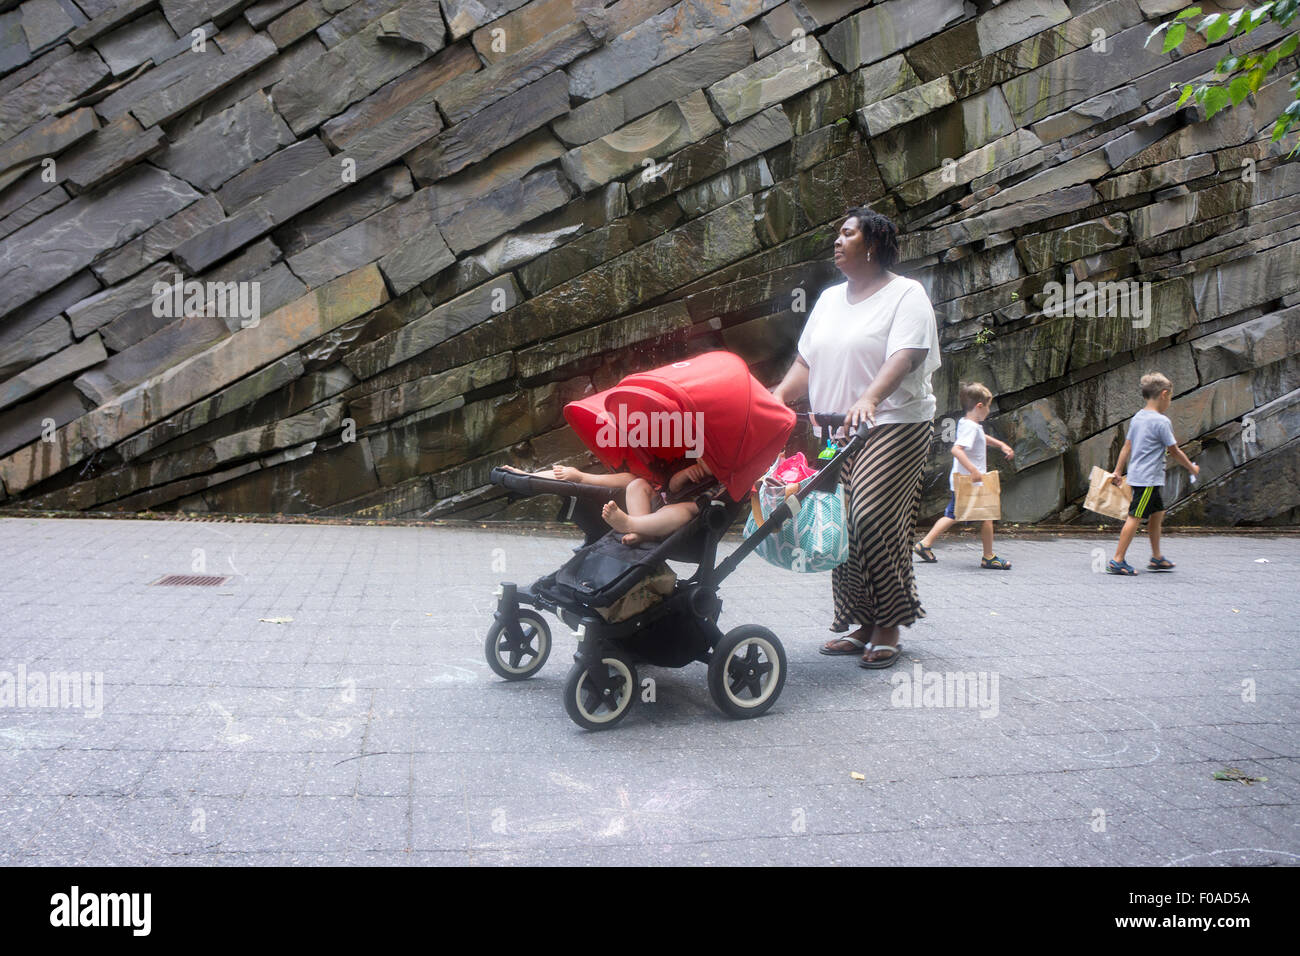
xmin=553 ymin=464 xmax=581 ymax=482
xmin=621 ymin=532 xmax=643 ymax=546
xmin=602 ymin=501 xmax=632 ymax=533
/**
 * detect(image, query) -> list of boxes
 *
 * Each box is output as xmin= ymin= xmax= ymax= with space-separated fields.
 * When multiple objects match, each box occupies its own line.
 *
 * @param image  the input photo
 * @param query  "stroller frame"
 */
xmin=486 ymin=413 xmax=868 ymax=730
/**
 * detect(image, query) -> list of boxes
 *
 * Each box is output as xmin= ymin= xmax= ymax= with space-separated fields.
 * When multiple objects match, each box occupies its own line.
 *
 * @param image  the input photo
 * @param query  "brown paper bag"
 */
xmin=953 ymin=471 xmax=1001 ymax=521
xmin=1084 ymin=466 xmax=1132 ymax=520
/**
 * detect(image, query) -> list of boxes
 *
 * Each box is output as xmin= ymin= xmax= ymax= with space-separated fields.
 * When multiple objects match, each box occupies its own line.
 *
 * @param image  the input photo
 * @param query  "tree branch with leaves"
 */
xmin=1147 ymin=1 xmax=1300 ymax=153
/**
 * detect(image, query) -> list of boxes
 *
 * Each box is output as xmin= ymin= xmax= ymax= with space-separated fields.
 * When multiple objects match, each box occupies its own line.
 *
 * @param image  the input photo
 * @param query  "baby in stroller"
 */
xmin=501 ymin=460 xmax=718 ymax=546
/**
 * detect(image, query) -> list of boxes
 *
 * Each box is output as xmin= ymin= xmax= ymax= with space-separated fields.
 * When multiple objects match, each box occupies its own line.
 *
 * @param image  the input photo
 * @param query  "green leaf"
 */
xmin=1205 ymin=12 xmax=1231 ymax=42
xmin=1228 ymin=75 xmax=1252 ymax=104
xmin=1277 ymin=33 xmax=1299 ymax=57
xmin=1203 ymin=85 xmax=1232 ymax=118
xmin=1247 ymin=65 xmax=1268 ymax=91
xmin=1145 ymin=22 xmax=1169 ymax=46
xmin=1176 ymin=6 xmax=1203 ymax=21
xmin=1163 ymin=21 xmax=1187 ymax=52
xmin=1176 ymin=83 xmax=1197 ymax=107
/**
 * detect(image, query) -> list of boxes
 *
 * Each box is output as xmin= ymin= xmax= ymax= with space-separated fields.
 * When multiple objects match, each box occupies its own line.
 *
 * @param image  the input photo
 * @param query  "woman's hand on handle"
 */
xmin=847 ymin=394 xmax=877 ymax=430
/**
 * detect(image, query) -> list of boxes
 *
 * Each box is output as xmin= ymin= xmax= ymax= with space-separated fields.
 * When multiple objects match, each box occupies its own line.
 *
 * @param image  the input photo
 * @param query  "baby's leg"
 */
xmin=603 ymin=500 xmax=699 ymax=541
xmin=624 ymin=478 xmax=655 ymax=516
xmin=499 ymin=465 xmax=551 ymax=476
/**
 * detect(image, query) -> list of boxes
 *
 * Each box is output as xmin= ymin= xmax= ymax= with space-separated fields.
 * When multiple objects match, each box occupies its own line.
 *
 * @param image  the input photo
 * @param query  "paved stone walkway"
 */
xmin=0 ymin=516 xmax=1295 ymax=865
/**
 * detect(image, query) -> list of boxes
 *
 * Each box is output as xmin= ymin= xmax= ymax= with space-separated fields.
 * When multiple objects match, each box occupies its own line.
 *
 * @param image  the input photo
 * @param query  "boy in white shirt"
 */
xmin=914 ymin=382 xmax=1015 ymax=569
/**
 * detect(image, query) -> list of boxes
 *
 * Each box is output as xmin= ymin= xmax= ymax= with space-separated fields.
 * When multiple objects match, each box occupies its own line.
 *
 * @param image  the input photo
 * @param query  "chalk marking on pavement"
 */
xmin=548 ymin=771 xmax=594 ymax=793
xmin=996 ymin=675 xmax=1162 ymax=765
xmin=207 ymin=701 xmax=252 ymax=746
xmin=424 ymin=664 xmax=478 ymax=685
xmin=289 ymin=709 xmax=353 ymax=739
xmin=0 ymin=725 xmax=75 ymax=748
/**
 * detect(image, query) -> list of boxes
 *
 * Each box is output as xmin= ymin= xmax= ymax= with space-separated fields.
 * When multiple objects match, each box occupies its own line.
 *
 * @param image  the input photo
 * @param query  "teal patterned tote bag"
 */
xmin=742 ymin=460 xmax=848 ymax=573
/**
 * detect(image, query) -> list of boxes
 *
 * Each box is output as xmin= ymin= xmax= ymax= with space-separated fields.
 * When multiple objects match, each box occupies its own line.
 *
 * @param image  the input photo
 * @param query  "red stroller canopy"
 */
xmin=563 ymin=351 xmax=796 ymax=501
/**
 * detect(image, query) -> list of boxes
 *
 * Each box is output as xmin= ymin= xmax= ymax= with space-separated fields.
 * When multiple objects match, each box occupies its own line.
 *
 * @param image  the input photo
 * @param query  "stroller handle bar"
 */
xmin=490 ymin=467 xmax=619 ymax=503
xmin=807 ymin=411 xmax=871 ymax=438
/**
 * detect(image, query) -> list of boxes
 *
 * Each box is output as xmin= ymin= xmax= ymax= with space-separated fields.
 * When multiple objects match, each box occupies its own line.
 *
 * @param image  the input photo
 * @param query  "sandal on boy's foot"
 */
xmin=859 ymin=643 xmax=903 ymax=669
xmin=980 ymin=554 xmax=1011 ymax=570
xmin=1107 ymin=559 xmax=1136 ymax=576
xmin=820 ymin=636 xmax=866 ymax=656
xmin=914 ymin=543 xmax=937 ymax=563
xmin=1148 ymin=556 xmax=1175 ymax=571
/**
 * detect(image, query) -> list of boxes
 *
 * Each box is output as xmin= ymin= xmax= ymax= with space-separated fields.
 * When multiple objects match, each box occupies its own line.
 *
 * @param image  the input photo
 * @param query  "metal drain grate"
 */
xmin=152 ymin=575 xmax=230 ymax=586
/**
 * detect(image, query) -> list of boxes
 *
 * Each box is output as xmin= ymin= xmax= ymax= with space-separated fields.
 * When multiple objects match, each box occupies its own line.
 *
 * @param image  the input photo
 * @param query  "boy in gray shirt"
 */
xmin=1107 ymin=372 xmax=1200 ymax=575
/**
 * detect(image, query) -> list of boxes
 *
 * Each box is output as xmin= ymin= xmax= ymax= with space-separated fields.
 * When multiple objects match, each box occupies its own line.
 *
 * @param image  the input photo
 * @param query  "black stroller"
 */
xmin=484 ymin=351 xmax=870 ymax=730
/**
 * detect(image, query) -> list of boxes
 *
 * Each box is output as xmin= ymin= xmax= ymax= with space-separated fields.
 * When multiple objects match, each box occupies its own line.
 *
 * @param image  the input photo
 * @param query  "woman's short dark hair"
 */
xmin=843 ymin=206 xmax=899 ymax=270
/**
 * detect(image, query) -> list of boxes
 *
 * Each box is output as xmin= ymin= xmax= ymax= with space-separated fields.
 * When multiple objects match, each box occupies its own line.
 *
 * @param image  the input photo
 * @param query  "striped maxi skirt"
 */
xmin=830 ymin=421 xmax=933 ymax=632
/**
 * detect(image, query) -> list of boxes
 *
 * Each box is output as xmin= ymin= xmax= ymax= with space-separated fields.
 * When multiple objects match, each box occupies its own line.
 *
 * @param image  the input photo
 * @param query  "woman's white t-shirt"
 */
xmin=796 ymin=276 xmax=941 ymax=432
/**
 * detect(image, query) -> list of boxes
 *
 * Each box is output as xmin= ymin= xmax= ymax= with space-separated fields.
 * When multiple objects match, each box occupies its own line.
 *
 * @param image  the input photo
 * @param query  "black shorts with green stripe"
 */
xmin=1128 ymin=485 xmax=1165 ymax=519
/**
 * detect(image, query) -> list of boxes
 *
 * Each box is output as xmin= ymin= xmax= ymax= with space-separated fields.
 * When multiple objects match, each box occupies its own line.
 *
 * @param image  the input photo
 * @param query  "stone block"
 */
xmin=1168 ymin=372 xmax=1256 ymax=443
xmin=272 ymin=0 xmax=442 ymax=135
xmin=286 ymin=188 xmax=445 ymax=288
xmin=56 ymin=113 xmax=167 ymax=194
xmin=516 ymin=302 xmax=692 ymax=379
xmin=0 ymin=107 xmax=97 ymax=190
xmin=155 ymin=90 xmax=292 ymax=190
xmin=0 ymin=164 xmax=200 ymax=319
xmin=438 ymin=167 xmax=573 ymax=255
xmin=857 ymin=76 xmax=954 ymax=136
xmin=0 ymin=314 xmax=71 ymax=381
xmin=0 ymin=332 xmax=105 ymax=412
xmin=705 ymin=38 xmax=837 ymax=124
xmin=343 ymin=277 xmax=523 ymax=381
xmin=998 ymin=454 xmax=1063 ymax=522
xmin=567 ymin=0 xmax=776 ymax=100
xmin=215 ymin=136 xmax=331 ymax=213
xmin=407 ymin=70 xmax=568 ymax=183
xmin=0 ymin=381 xmax=90 ymax=458
xmin=821 ymin=0 xmax=970 ymax=71
xmin=560 ymin=91 xmax=721 ymax=193
xmin=320 ymin=43 xmax=480 ymax=151
xmin=560 ymin=26 xmax=754 ymax=146
xmin=129 ymin=32 xmax=275 ymax=127
xmin=66 ymin=261 xmax=176 ymax=338
xmin=1193 ymin=306 xmax=1300 ymax=386
xmin=92 ymin=10 xmax=175 ymax=75
xmin=0 ymin=48 xmax=109 ymax=144
xmin=438 ymin=19 xmax=597 ymax=125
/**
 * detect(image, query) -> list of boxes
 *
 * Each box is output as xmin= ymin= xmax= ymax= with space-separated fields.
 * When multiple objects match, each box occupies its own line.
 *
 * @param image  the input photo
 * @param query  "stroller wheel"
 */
xmin=563 ymin=654 xmax=637 ymax=731
xmin=485 ymin=610 xmax=552 ymax=681
xmin=708 ymin=625 xmax=787 ymax=719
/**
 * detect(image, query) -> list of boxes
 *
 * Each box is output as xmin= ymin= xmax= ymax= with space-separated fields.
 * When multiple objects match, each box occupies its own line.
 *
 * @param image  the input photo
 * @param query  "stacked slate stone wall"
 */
xmin=0 ymin=0 xmax=1296 ymax=525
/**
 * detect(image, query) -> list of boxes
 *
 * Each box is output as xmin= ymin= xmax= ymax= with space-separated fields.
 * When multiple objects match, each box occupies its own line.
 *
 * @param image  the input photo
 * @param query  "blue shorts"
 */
xmin=944 ymin=493 xmax=956 ymax=519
